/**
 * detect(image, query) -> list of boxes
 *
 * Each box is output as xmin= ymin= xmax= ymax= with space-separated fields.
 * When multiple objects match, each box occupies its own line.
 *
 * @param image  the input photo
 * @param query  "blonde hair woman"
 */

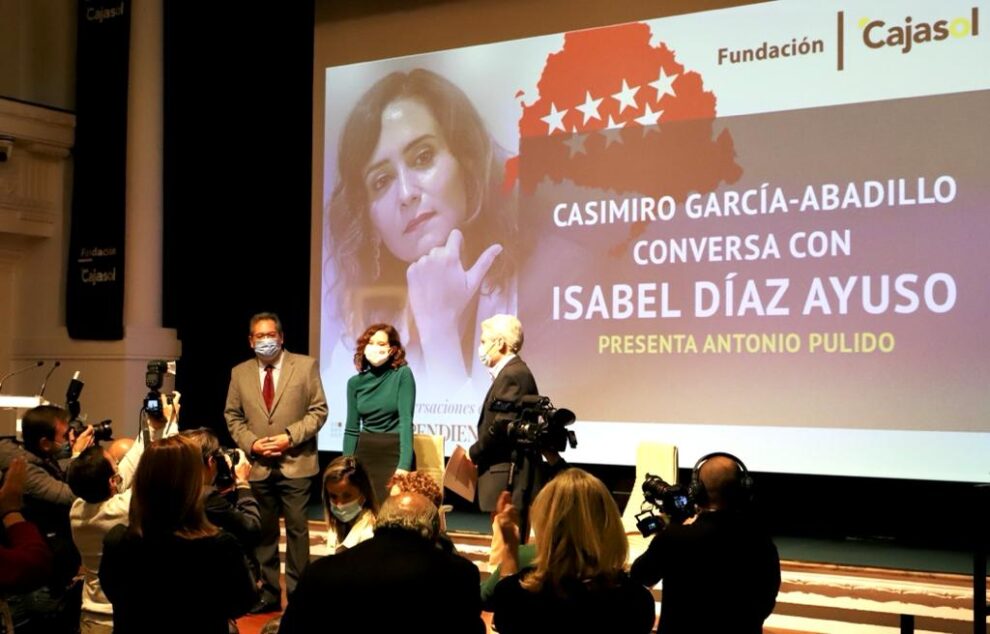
xmin=492 ymin=468 xmax=655 ymax=634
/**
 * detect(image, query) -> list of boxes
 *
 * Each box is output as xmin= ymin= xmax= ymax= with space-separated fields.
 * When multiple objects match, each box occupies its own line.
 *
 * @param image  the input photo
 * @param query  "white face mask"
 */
xmin=478 ymin=339 xmax=498 ymax=366
xmin=364 ymin=344 xmax=391 ymax=368
xmin=330 ymin=498 xmax=363 ymax=523
xmin=254 ymin=338 xmax=281 ymax=359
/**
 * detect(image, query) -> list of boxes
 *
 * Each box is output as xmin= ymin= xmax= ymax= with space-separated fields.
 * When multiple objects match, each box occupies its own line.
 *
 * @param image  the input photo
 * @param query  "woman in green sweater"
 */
xmin=343 ymin=323 xmax=416 ymax=501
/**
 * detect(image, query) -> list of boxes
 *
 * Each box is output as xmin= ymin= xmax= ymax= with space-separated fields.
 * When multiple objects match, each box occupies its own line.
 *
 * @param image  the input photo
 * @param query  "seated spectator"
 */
xmin=630 ymin=452 xmax=780 ymax=634
xmin=388 ymin=470 xmax=455 ymax=552
xmin=1 ymin=456 xmax=54 ymax=630
xmin=387 ymin=470 xmax=442 ymax=507
xmin=320 ymin=456 xmax=378 ymax=553
xmin=181 ymin=428 xmax=261 ymax=579
xmin=67 ymin=416 xmax=172 ymax=634
xmin=492 ymin=468 xmax=655 ymax=634
xmin=279 ymin=492 xmax=485 ymax=634
xmin=105 ymin=438 xmax=133 ymax=464
xmin=99 ymin=435 xmax=257 ymax=634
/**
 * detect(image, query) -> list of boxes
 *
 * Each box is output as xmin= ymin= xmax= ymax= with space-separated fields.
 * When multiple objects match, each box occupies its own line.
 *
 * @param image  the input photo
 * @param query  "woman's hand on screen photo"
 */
xmin=406 ymin=228 xmax=502 ymax=382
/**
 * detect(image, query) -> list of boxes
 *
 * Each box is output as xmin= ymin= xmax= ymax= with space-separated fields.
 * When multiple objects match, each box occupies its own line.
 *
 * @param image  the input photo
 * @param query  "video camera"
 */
xmin=489 ymin=394 xmax=577 ymax=453
xmin=65 ymin=372 xmax=113 ymax=442
xmin=635 ymin=473 xmax=694 ymax=537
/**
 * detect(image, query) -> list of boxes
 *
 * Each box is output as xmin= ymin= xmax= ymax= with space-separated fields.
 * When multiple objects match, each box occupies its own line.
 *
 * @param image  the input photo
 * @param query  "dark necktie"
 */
xmin=263 ymin=365 xmax=275 ymax=411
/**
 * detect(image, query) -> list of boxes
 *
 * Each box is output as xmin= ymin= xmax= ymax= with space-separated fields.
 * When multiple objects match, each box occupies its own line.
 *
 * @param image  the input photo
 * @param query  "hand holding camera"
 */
xmin=636 ymin=473 xmax=695 ymax=537
xmin=66 ymin=372 xmax=114 ymax=442
xmin=232 ymin=449 xmax=252 ymax=484
xmin=70 ymin=424 xmax=96 ymax=456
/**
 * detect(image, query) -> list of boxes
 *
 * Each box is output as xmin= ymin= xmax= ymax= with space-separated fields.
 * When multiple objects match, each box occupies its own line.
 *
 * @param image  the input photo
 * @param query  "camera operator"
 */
xmin=629 ymin=452 xmax=781 ymax=634
xmin=67 ymin=409 xmax=175 ymax=634
xmin=180 ymin=428 xmax=262 ymax=586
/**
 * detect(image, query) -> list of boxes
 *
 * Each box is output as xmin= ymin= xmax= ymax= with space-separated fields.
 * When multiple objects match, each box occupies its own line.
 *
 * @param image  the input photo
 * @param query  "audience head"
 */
xmin=524 ymin=468 xmax=628 ymax=594
xmin=21 ymin=404 xmax=70 ymax=457
xmin=322 ymin=456 xmax=378 ymax=534
xmin=375 ymin=492 xmax=440 ymax=542
xmin=67 ymin=446 xmax=120 ymax=504
xmin=387 ymin=471 xmax=442 ymax=508
xmin=388 ymin=470 xmax=446 ymax=532
xmin=694 ymin=452 xmax=752 ymax=511
xmin=128 ymin=435 xmax=215 ymax=539
xmin=180 ymin=428 xmax=222 ymax=485
xmin=107 ymin=437 xmax=134 ymax=464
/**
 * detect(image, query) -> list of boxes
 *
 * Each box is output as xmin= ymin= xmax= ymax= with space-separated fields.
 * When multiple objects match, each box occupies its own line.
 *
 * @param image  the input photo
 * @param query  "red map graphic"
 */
xmin=513 ymin=21 xmax=742 ymax=249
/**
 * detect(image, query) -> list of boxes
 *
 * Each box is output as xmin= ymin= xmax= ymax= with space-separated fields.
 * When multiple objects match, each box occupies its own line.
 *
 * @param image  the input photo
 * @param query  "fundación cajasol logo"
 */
xmin=858 ymin=6 xmax=979 ymax=54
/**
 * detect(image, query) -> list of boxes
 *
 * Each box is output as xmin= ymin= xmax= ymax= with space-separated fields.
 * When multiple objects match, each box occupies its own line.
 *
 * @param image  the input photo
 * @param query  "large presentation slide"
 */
xmin=316 ymin=0 xmax=990 ymax=482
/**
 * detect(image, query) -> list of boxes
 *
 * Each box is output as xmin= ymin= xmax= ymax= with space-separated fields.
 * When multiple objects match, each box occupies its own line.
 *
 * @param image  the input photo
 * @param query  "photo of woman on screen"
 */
xmin=325 ymin=68 xmax=529 ymax=396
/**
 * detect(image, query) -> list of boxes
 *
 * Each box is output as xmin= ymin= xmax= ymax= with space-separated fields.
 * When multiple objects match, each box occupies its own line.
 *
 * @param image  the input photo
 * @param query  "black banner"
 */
xmin=67 ymin=0 xmax=130 ymax=340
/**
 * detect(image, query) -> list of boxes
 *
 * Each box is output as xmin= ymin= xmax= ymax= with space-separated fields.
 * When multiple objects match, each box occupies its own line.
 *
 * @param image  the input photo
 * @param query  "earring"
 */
xmin=370 ymin=233 xmax=382 ymax=281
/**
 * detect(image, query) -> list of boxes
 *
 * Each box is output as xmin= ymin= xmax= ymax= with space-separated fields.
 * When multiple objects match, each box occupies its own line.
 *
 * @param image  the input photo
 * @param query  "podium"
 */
xmin=0 ymin=395 xmax=45 ymax=438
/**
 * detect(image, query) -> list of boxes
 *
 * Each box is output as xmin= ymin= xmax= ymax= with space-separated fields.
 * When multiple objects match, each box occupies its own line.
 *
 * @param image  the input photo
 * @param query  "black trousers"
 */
xmin=251 ymin=467 xmax=312 ymax=602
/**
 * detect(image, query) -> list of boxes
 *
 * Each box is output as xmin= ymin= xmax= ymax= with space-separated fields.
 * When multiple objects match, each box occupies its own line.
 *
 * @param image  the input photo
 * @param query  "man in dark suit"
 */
xmin=630 ymin=453 xmax=781 ymax=634
xmin=468 ymin=313 xmax=556 ymax=541
xmin=224 ymin=312 xmax=328 ymax=612
xmin=278 ymin=492 xmax=485 ymax=634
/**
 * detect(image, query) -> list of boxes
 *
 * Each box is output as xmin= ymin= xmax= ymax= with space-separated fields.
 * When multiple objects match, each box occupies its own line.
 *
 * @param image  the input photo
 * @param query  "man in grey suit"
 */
xmin=224 ymin=312 xmax=328 ymax=613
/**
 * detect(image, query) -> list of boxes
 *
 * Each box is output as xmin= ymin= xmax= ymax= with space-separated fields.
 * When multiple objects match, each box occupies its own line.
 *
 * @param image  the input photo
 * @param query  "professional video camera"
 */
xmin=213 ymin=447 xmax=241 ymax=491
xmin=635 ymin=473 xmax=694 ymax=537
xmin=65 ymin=372 xmax=113 ymax=442
xmin=143 ymin=360 xmax=176 ymax=419
xmin=489 ymin=394 xmax=577 ymax=453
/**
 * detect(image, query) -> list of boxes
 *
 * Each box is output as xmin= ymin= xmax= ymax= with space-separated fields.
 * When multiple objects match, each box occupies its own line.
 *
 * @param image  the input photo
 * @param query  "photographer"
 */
xmin=629 ymin=453 xmax=781 ymax=634
xmin=0 ymin=405 xmax=94 ymax=511
xmin=180 ymin=428 xmax=262 ymax=583
xmin=67 ymin=411 xmax=175 ymax=634
xmin=0 ymin=405 xmax=94 ymax=633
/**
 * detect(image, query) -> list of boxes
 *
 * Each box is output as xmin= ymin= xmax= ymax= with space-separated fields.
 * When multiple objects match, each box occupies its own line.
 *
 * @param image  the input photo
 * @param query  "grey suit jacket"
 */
xmin=224 ymin=350 xmax=328 ymax=480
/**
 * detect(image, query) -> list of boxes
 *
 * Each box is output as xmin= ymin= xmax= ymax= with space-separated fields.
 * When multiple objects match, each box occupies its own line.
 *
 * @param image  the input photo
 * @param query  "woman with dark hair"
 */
xmin=99 ymin=436 xmax=257 ymax=634
xmin=343 ymin=323 xmax=416 ymax=501
xmin=324 ymin=68 xmax=527 ymax=395
xmin=492 ymin=468 xmax=655 ymax=634
xmin=321 ymin=456 xmax=378 ymax=553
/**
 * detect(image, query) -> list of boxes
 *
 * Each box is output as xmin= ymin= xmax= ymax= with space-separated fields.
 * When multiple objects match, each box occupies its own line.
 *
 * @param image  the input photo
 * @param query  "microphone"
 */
xmin=38 ymin=361 xmax=61 ymax=398
xmin=0 ymin=360 xmax=44 ymax=393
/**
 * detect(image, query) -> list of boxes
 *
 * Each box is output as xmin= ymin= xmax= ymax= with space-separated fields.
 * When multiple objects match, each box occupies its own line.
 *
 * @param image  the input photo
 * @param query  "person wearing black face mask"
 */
xmin=224 ymin=312 xmax=328 ymax=615
xmin=341 ymin=323 xmax=416 ymax=503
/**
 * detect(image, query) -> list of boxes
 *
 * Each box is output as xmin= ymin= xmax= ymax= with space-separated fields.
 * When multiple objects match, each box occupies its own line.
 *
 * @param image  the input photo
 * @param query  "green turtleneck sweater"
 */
xmin=342 ymin=364 xmax=416 ymax=470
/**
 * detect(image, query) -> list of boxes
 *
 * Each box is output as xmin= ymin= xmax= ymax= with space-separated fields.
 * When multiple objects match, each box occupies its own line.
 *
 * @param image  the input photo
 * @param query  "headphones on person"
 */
xmin=687 ymin=452 xmax=754 ymax=509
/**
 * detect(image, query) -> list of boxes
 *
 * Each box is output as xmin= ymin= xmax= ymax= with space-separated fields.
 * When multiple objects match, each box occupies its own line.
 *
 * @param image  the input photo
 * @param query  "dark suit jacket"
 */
xmin=630 ymin=510 xmax=780 ymax=634
xmin=468 ymin=356 xmax=539 ymax=511
xmin=278 ymin=528 xmax=485 ymax=634
xmin=224 ymin=350 xmax=328 ymax=480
